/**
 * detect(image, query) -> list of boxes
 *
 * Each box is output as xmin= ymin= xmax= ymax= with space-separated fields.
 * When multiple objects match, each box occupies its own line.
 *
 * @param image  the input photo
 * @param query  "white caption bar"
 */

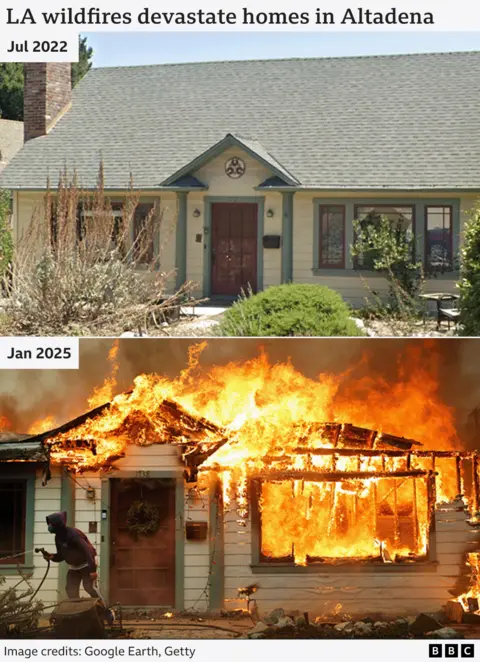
xmin=0 ymin=337 xmax=79 ymax=369
xmin=0 ymin=639 xmax=477 ymax=661
xmin=1 ymin=0 xmax=480 ymax=61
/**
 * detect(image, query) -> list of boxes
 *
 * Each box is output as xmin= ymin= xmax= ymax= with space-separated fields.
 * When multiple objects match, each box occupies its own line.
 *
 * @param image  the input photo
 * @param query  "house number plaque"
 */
xmin=136 ymin=470 xmax=151 ymax=478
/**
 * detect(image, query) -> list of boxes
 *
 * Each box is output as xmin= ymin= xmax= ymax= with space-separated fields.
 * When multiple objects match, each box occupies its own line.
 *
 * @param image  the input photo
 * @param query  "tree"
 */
xmin=0 ymin=63 xmax=24 ymax=120
xmin=0 ymin=190 xmax=13 ymax=288
xmin=458 ymin=202 xmax=480 ymax=335
xmin=0 ymin=37 xmax=93 ymax=121
xmin=72 ymin=37 xmax=94 ymax=88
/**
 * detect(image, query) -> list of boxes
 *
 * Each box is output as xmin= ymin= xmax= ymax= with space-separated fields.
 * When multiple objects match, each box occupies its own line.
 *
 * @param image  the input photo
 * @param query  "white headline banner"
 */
xmin=1 ymin=0 xmax=480 ymax=60
xmin=0 ymin=639 xmax=478 ymax=661
xmin=0 ymin=337 xmax=79 ymax=369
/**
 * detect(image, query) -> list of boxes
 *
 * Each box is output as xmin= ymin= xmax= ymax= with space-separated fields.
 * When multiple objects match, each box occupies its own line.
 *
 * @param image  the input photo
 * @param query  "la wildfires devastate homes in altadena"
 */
xmin=6 ymin=7 xmax=435 ymax=26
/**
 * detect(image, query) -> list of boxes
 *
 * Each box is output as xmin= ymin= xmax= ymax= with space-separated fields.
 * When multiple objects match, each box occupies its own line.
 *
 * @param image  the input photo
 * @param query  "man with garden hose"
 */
xmin=43 ymin=511 xmax=115 ymax=624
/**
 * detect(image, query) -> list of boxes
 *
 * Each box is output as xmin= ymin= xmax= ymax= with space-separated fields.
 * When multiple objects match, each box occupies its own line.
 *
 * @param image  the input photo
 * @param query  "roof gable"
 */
xmin=161 ymin=132 xmax=300 ymax=187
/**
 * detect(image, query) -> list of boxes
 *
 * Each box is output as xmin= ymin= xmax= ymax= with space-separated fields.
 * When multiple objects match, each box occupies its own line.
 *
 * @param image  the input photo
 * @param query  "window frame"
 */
xmin=353 ymin=203 xmax=416 ymax=270
xmin=0 ymin=470 xmax=35 ymax=572
xmin=424 ymin=205 xmax=454 ymax=273
xmin=318 ymin=205 xmax=346 ymax=269
xmin=249 ymin=477 xmax=437 ymax=574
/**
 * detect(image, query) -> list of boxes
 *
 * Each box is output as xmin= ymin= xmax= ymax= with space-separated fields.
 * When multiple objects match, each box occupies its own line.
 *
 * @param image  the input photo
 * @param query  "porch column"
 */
xmin=175 ymin=191 xmax=188 ymax=290
xmin=281 ymin=191 xmax=294 ymax=283
xmin=58 ymin=467 xmax=75 ymax=599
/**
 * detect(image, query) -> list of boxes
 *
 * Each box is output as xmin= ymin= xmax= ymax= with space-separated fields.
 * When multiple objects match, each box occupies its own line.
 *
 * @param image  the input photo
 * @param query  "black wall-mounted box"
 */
xmin=263 ymin=235 xmax=281 ymax=249
xmin=186 ymin=521 xmax=208 ymax=541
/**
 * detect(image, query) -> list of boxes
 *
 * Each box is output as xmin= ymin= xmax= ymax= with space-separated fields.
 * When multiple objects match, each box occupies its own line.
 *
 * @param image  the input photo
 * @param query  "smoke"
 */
xmin=0 ymin=338 xmax=479 ymax=443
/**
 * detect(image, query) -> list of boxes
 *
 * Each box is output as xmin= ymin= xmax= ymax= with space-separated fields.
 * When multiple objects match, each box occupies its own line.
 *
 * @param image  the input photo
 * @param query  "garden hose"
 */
xmin=31 ymin=548 xmax=51 ymax=603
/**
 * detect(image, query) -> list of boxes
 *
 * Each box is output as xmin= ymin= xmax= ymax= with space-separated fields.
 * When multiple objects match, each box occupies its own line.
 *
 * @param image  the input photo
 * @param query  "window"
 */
xmin=425 ymin=206 xmax=453 ymax=272
xmin=77 ymin=202 xmax=125 ymax=255
xmin=354 ymin=205 xmax=414 ymax=269
xmin=254 ymin=476 xmax=430 ymax=567
xmin=133 ymin=203 xmax=156 ymax=264
xmin=319 ymin=205 xmax=345 ymax=268
xmin=0 ymin=480 xmax=27 ymax=564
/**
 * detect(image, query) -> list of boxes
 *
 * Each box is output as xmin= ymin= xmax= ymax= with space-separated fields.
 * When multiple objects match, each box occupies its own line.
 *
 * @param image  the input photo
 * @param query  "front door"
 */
xmin=109 ymin=478 xmax=176 ymax=606
xmin=211 ymin=202 xmax=258 ymax=296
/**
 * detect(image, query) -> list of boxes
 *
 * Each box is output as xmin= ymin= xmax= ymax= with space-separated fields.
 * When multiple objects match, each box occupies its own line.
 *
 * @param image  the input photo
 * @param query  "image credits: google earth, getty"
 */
xmin=0 ymin=32 xmax=479 ymax=339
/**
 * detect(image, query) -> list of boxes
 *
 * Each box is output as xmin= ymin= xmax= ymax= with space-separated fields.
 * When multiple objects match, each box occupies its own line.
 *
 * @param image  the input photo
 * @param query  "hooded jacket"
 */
xmin=46 ymin=512 xmax=97 ymax=573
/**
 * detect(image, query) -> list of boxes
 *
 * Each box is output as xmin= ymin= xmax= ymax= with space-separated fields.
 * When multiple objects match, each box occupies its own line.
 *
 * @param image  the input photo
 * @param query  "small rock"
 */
xmin=361 ymin=617 xmax=375 ymax=625
xmin=249 ymin=633 xmax=266 ymax=640
xmin=430 ymin=627 xmax=463 ymax=639
xmin=334 ymin=621 xmax=354 ymax=633
xmin=354 ymin=621 xmax=373 ymax=635
xmin=373 ymin=621 xmax=389 ymax=631
xmin=287 ymin=610 xmax=301 ymax=620
xmin=409 ymin=613 xmax=443 ymax=636
xmin=276 ymin=616 xmax=295 ymax=629
xmin=264 ymin=608 xmax=285 ymax=625
xmin=248 ymin=622 xmax=269 ymax=635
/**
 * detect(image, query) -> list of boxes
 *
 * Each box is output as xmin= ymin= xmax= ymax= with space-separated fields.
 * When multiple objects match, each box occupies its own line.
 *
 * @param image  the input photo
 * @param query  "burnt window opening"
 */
xmin=252 ymin=474 xmax=434 ymax=567
xmin=0 ymin=480 xmax=27 ymax=565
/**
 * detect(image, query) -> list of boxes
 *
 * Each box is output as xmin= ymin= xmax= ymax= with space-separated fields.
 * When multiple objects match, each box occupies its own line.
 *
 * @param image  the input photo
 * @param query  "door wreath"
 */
xmin=126 ymin=500 xmax=160 ymax=539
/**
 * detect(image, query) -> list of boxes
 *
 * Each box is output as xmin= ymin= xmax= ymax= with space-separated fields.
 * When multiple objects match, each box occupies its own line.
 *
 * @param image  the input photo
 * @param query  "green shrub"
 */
xmin=0 ymin=189 xmax=13 ymax=280
xmin=218 ymin=284 xmax=363 ymax=337
xmin=459 ymin=202 xmax=480 ymax=335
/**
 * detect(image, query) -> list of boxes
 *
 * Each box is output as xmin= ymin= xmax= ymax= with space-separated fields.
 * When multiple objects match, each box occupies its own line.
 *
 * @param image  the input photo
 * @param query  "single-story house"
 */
xmin=0 ymin=119 xmax=23 ymax=174
xmin=0 ymin=394 xmax=478 ymax=618
xmin=0 ymin=53 xmax=479 ymax=306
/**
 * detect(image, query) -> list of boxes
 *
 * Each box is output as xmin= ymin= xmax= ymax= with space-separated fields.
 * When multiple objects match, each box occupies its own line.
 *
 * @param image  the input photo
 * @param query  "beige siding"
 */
xmin=194 ymin=147 xmax=270 ymax=197
xmin=71 ymin=444 xmax=211 ymax=609
xmin=222 ymin=498 xmax=479 ymax=618
xmin=14 ymin=191 xmax=45 ymax=248
xmin=3 ymin=467 xmax=62 ymax=608
xmin=293 ymin=192 xmax=478 ymax=308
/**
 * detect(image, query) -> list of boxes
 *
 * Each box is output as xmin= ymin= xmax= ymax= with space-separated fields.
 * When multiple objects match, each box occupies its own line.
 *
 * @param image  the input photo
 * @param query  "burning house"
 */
xmin=1 ymin=346 xmax=480 ymax=621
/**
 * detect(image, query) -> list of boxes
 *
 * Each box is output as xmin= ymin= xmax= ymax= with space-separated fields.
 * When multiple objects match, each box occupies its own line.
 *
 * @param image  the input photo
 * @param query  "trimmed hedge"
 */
xmin=218 ymin=284 xmax=363 ymax=337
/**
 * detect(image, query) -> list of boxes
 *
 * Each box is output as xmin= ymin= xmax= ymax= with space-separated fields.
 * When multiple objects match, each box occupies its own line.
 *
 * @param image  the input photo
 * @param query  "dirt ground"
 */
xmin=121 ymin=616 xmax=251 ymax=639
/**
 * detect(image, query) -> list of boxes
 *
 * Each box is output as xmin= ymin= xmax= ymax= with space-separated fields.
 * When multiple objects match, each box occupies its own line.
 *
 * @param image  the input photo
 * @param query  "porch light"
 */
xmin=266 ymin=209 xmax=274 ymax=218
xmin=193 ymin=208 xmax=201 ymax=218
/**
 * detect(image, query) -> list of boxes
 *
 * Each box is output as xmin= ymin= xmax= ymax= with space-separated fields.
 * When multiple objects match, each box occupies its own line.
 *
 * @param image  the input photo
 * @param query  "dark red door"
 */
xmin=211 ymin=203 xmax=258 ymax=296
xmin=109 ymin=478 xmax=176 ymax=606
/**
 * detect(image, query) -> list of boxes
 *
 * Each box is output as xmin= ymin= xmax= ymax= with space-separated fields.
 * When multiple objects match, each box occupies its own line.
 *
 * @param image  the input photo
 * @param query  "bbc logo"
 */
xmin=429 ymin=644 xmax=475 ymax=658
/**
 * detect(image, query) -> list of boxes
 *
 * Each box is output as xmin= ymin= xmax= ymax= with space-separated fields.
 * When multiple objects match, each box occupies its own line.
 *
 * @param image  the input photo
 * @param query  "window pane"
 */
xmin=426 ymin=207 xmax=452 ymax=271
xmin=319 ymin=206 xmax=344 ymax=267
xmin=354 ymin=205 xmax=414 ymax=269
xmin=0 ymin=481 xmax=26 ymax=563
xmin=134 ymin=203 xmax=155 ymax=264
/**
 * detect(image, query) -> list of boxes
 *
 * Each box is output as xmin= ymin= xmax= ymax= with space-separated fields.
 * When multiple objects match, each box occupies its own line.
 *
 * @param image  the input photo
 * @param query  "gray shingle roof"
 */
xmin=0 ymin=119 xmax=23 ymax=174
xmin=1 ymin=51 xmax=480 ymax=191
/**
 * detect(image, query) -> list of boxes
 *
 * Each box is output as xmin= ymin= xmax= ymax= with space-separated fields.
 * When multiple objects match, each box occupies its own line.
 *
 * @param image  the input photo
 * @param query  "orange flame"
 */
xmin=38 ymin=343 xmax=465 ymax=565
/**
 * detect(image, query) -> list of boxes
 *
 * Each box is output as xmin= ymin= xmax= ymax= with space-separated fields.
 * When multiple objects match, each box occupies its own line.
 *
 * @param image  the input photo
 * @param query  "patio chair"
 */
xmin=436 ymin=295 xmax=460 ymax=331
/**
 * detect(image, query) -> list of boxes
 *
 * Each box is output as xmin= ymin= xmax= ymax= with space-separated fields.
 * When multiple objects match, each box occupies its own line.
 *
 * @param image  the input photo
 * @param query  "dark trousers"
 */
xmin=66 ymin=567 xmax=102 ymax=600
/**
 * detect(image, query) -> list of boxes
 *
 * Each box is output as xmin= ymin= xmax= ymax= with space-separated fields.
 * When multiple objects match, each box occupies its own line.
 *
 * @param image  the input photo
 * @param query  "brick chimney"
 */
xmin=24 ymin=63 xmax=72 ymax=142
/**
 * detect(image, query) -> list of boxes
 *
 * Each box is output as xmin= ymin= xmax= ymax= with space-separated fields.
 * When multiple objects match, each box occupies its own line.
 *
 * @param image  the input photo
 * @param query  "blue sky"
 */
xmin=84 ymin=32 xmax=480 ymax=67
